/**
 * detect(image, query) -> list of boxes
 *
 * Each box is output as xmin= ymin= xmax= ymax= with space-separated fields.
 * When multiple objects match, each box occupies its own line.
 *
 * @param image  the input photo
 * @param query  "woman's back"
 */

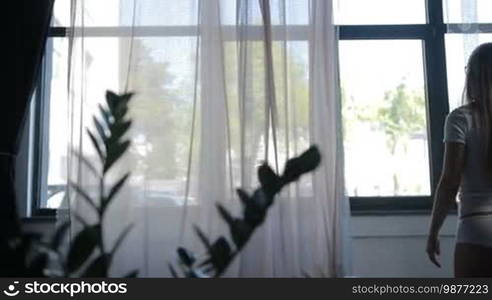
xmin=427 ymin=43 xmax=492 ymax=277
xmin=445 ymin=104 xmax=492 ymax=248
xmin=446 ymin=105 xmax=492 ymax=215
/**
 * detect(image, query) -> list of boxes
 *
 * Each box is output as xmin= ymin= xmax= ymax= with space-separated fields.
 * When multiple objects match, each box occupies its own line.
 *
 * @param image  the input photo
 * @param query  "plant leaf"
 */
xmin=71 ymin=149 xmax=99 ymax=176
xmin=50 ymin=221 xmax=71 ymax=250
xmin=252 ymin=188 xmax=270 ymax=209
xmin=123 ymin=270 xmax=139 ymax=278
xmin=216 ymin=204 xmax=234 ymax=225
xmin=257 ymin=163 xmax=281 ymax=196
xmin=238 ymin=189 xmax=266 ymax=227
xmin=281 ymin=146 xmax=321 ymax=184
xmin=176 ymin=145 xmax=321 ymax=278
xmin=93 ymin=116 xmax=107 ymax=145
xmin=73 ymin=214 xmax=88 ymax=226
xmin=70 ymin=182 xmax=99 ymax=214
xmin=86 ymin=129 xmax=104 ymax=161
xmin=177 ymin=247 xmax=195 ymax=267
xmin=98 ymin=104 xmax=112 ymax=127
xmin=105 ymin=90 xmax=119 ymax=111
xmin=81 ymin=254 xmax=108 ymax=277
xmin=231 ymin=223 xmax=252 ymax=250
xmin=103 ymin=173 xmax=130 ymax=212
xmin=113 ymin=105 xmax=129 ymax=122
xmin=186 ymin=269 xmax=204 ymax=278
xmin=216 ymin=204 xmax=252 ymax=249
xmin=236 ymin=189 xmax=251 ymax=207
xmin=106 ymin=90 xmax=133 ymax=118
xmin=108 ymin=120 xmax=132 ymax=146
xmin=110 ymin=223 xmax=134 ymax=257
xmin=193 ymin=225 xmax=211 ymax=250
xmin=208 ymin=237 xmax=232 ymax=274
xmin=67 ymin=225 xmax=100 ymax=273
xmin=104 ymin=140 xmax=130 ymax=173
xmin=168 ymin=263 xmax=179 ymax=278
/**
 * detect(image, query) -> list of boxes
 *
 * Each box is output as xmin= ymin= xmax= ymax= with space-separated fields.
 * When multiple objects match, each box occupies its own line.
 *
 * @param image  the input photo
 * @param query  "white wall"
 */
xmin=351 ymin=214 xmax=458 ymax=277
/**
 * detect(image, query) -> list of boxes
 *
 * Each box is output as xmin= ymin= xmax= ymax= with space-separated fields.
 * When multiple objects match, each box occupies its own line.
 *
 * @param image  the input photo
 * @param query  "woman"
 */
xmin=427 ymin=43 xmax=492 ymax=277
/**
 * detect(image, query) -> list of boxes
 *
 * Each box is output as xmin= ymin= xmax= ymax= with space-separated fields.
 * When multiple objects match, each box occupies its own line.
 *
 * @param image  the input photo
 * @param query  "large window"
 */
xmin=36 ymin=0 xmax=203 ymax=211
xmin=334 ymin=0 xmax=427 ymax=25
xmin=445 ymin=33 xmax=492 ymax=110
xmin=31 ymin=0 xmax=492 ymax=215
xmin=337 ymin=0 xmax=492 ymax=212
xmin=339 ymin=40 xmax=430 ymax=197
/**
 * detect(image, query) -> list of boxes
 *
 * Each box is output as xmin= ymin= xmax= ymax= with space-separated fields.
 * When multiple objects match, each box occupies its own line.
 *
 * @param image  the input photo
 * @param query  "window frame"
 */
xmin=342 ymin=0 xmax=449 ymax=213
xmin=31 ymin=44 xmax=57 ymax=217
xmin=32 ymin=0 xmax=492 ymax=216
xmin=345 ymin=0 xmax=491 ymax=214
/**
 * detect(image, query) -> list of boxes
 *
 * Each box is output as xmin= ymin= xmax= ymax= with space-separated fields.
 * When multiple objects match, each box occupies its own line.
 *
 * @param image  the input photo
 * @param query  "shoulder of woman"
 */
xmin=450 ymin=104 xmax=475 ymax=120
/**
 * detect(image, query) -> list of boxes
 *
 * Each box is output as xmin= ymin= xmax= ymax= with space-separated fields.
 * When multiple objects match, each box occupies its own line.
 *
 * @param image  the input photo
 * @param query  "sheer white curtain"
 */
xmin=65 ymin=0 xmax=351 ymax=277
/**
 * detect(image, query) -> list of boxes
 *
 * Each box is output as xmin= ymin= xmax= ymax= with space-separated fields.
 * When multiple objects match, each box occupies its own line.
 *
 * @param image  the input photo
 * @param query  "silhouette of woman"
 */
xmin=427 ymin=43 xmax=492 ymax=277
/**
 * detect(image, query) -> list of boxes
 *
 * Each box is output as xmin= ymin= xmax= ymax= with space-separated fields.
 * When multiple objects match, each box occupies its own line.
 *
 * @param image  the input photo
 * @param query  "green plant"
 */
xmin=170 ymin=146 xmax=321 ymax=277
xmin=1 ymin=91 xmax=136 ymax=278
xmin=2 ymin=90 xmax=321 ymax=279
xmin=65 ymin=90 xmax=137 ymax=277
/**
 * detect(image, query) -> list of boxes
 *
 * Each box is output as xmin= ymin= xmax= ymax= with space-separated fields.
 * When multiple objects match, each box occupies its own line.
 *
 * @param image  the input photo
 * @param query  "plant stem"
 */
xmin=99 ymin=174 xmax=108 ymax=275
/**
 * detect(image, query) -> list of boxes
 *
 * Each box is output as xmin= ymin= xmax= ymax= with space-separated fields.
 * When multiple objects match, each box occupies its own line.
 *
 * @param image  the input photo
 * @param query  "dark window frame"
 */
xmin=342 ymin=0 xmax=448 ymax=213
xmin=32 ymin=0 xmax=492 ymax=216
xmin=31 ymin=38 xmax=57 ymax=217
xmin=345 ymin=0 xmax=492 ymax=214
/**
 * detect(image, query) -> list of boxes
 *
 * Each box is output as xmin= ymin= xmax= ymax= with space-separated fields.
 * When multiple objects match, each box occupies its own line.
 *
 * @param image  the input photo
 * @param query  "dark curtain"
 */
xmin=1 ymin=0 xmax=54 ymax=270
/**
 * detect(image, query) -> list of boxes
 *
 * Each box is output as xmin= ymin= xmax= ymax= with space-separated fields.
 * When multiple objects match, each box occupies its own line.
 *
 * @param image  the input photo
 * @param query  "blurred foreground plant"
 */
xmin=170 ymin=146 xmax=321 ymax=277
xmin=63 ymin=91 xmax=137 ymax=277
xmin=1 ymin=91 xmax=136 ymax=277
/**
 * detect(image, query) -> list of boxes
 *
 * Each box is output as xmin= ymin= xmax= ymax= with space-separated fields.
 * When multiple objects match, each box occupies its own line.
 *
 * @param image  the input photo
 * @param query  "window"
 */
xmin=443 ymin=0 xmax=492 ymax=24
xmin=33 ymin=0 xmax=311 ymax=213
xmin=334 ymin=0 xmax=427 ymax=25
xmin=39 ymin=37 xmax=69 ymax=209
xmin=36 ymin=1 xmax=202 ymax=212
xmin=31 ymin=0 xmax=492 ymax=215
xmin=339 ymin=40 xmax=430 ymax=197
xmin=445 ymin=33 xmax=492 ymax=110
xmin=341 ymin=0 xmax=492 ymax=212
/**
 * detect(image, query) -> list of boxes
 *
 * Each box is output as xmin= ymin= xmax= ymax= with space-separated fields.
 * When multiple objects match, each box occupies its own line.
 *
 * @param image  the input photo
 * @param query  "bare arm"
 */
xmin=426 ymin=142 xmax=465 ymax=267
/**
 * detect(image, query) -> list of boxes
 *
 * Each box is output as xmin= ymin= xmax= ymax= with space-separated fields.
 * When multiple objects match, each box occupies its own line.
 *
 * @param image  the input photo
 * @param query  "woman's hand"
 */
xmin=426 ymin=234 xmax=441 ymax=268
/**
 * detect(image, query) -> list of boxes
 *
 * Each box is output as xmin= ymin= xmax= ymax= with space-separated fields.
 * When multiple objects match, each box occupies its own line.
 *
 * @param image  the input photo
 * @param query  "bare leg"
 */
xmin=454 ymin=242 xmax=492 ymax=277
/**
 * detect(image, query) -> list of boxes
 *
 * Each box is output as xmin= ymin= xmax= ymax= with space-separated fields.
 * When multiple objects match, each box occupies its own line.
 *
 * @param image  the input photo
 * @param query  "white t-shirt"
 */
xmin=445 ymin=105 xmax=492 ymax=247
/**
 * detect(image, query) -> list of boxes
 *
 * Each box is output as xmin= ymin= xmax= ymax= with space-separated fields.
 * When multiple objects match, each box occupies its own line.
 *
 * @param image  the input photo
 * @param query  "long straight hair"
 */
xmin=464 ymin=43 xmax=492 ymax=172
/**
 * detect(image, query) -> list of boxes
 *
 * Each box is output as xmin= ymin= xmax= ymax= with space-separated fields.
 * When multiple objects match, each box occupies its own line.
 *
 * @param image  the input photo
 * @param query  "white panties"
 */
xmin=456 ymin=215 xmax=492 ymax=248
xmin=456 ymin=193 xmax=492 ymax=247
